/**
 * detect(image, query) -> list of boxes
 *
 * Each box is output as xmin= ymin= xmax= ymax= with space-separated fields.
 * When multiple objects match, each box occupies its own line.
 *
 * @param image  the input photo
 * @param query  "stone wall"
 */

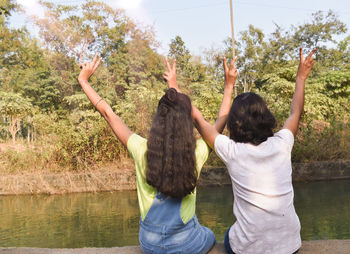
xmin=198 ymin=160 xmax=350 ymax=186
xmin=292 ymin=160 xmax=350 ymax=181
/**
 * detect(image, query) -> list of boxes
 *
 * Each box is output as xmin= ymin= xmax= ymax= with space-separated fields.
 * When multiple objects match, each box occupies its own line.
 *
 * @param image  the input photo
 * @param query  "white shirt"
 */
xmin=214 ymin=129 xmax=301 ymax=254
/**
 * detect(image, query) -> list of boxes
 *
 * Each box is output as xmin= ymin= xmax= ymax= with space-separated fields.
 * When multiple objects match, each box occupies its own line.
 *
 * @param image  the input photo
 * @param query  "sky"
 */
xmin=9 ymin=0 xmax=350 ymax=56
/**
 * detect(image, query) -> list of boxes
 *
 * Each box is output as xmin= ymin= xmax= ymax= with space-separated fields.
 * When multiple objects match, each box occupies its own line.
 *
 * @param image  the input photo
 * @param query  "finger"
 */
xmin=162 ymin=74 xmax=169 ymax=80
xmin=307 ymin=48 xmax=317 ymax=59
xmin=92 ymin=53 xmax=98 ymax=65
xmin=172 ymin=59 xmax=176 ymax=72
xmin=93 ymin=57 xmax=102 ymax=72
xmin=165 ymin=58 xmax=171 ymax=72
xmin=223 ymin=57 xmax=228 ymax=73
xmin=230 ymin=56 xmax=237 ymax=69
xmin=232 ymin=56 xmax=237 ymax=65
xmin=300 ymin=47 xmax=304 ymax=62
xmin=79 ymin=62 xmax=83 ymax=69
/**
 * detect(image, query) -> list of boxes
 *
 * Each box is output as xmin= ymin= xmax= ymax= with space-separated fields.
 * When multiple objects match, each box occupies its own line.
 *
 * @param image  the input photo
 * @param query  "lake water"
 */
xmin=0 ymin=179 xmax=350 ymax=248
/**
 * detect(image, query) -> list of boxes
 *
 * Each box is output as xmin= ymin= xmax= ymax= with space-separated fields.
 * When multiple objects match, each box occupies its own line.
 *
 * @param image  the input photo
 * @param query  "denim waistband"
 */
xmin=140 ymin=215 xmax=199 ymax=234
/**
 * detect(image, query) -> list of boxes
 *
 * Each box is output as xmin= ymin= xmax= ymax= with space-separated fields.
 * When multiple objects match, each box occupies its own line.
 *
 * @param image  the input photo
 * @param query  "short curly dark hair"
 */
xmin=227 ymin=92 xmax=276 ymax=145
xmin=146 ymin=88 xmax=197 ymax=199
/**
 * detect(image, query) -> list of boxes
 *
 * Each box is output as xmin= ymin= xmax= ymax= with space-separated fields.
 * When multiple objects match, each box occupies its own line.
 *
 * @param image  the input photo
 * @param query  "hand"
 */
xmin=297 ymin=47 xmax=316 ymax=81
xmin=78 ymin=54 xmax=102 ymax=83
xmin=223 ymin=56 xmax=238 ymax=88
xmin=163 ymin=58 xmax=179 ymax=91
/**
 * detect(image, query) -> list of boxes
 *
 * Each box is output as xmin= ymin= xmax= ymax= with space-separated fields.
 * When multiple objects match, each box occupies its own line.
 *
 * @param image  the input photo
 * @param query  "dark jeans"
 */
xmin=223 ymin=226 xmax=299 ymax=254
xmin=224 ymin=227 xmax=235 ymax=254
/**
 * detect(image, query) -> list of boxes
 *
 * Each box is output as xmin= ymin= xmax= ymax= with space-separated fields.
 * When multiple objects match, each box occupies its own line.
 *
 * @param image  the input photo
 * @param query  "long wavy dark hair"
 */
xmin=227 ymin=92 xmax=276 ymax=145
xmin=146 ymin=88 xmax=197 ymax=199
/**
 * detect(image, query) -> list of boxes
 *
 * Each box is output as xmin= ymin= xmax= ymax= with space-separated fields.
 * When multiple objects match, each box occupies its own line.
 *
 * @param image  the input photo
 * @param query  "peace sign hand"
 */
xmin=223 ymin=56 xmax=238 ymax=88
xmin=163 ymin=58 xmax=179 ymax=91
xmin=78 ymin=54 xmax=102 ymax=83
xmin=297 ymin=47 xmax=316 ymax=81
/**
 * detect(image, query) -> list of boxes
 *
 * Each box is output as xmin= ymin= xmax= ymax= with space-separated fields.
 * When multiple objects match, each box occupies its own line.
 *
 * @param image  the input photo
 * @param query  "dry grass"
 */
xmin=0 ymin=140 xmax=137 ymax=195
xmin=0 ymin=166 xmax=136 ymax=195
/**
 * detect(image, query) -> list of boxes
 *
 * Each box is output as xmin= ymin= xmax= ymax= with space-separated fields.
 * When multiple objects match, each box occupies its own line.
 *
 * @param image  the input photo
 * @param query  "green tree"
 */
xmin=0 ymin=0 xmax=17 ymax=22
xmin=293 ymin=10 xmax=347 ymax=51
xmin=19 ymin=69 xmax=62 ymax=112
xmin=33 ymin=1 xmax=132 ymax=61
xmin=168 ymin=35 xmax=205 ymax=83
xmin=236 ymin=25 xmax=266 ymax=92
xmin=0 ymin=92 xmax=32 ymax=143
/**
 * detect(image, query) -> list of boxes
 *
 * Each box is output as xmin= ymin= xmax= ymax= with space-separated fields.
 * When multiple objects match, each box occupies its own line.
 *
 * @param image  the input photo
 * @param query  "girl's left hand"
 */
xmin=78 ymin=54 xmax=102 ymax=83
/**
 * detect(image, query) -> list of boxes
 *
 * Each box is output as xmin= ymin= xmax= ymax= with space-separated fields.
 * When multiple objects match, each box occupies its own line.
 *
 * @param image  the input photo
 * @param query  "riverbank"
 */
xmin=1 ymin=240 xmax=350 ymax=254
xmin=1 ymin=160 xmax=350 ymax=195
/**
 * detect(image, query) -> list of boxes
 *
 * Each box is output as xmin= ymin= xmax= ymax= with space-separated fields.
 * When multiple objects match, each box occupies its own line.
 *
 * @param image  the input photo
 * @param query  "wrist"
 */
xmin=78 ymin=77 xmax=88 ymax=84
xmin=296 ymin=76 xmax=306 ymax=83
xmin=224 ymin=83 xmax=234 ymax=92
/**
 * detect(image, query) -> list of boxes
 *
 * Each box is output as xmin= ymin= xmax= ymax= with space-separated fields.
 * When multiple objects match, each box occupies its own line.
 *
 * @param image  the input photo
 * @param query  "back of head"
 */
xmin=146 ymin=88 xmax=197 ymax=199
xmin=227 ymin=92 xmax=276 ymax=145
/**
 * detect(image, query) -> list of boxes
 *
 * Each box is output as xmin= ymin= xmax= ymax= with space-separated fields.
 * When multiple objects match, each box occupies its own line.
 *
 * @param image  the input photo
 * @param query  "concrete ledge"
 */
xmin=199 ymin=160 xmax=350 ymax=186
xmin=2 ymin=240 xmax=350 ymax=254
xmin=292 ymin=160 xmax=350 ymax=181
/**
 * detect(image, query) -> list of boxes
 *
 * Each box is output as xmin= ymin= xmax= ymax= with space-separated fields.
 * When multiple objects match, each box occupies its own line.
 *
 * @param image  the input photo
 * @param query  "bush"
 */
xmin=293 ymin=120 xmax=350 ymax=162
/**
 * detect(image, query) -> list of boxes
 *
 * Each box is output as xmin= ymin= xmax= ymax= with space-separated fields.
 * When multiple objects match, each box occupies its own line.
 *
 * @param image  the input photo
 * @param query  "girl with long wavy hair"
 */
xmin=191 ymin=47 xmax=316 ymax=254
xmin=78 ymin=55 xmax=238 ymax=254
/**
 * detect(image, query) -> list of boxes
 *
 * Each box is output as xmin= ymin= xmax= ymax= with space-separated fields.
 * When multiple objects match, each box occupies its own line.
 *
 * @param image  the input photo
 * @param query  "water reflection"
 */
xmin=0 ymin=191 xmax=140 ymax=247
xmin=294 ymin=180 xmax=350 ymax=240
xmin=0 ymin=180 xmax=350 ymax=247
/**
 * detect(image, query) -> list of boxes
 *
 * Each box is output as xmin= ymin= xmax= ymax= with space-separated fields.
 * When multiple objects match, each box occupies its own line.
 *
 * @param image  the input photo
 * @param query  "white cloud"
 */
xmin=110 ymin=0 xmax=151 ymax=27
xmin=112 ymin=0 xmax=143 ymax=10
xmin=17 ymin=0 xmax=45 ymax=18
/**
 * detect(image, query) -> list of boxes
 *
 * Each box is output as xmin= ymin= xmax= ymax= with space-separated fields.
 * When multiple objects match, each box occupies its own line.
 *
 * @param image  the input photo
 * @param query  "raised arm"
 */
xmin=214 ymin=57 xmax=237 ymax=133
xmin=283 ymin=47 xmax=316 ymax=136
xmin=192 ymin=57 xmax=237 ymax=148
xmin=78 ymin=54 xmax=133 ymax=147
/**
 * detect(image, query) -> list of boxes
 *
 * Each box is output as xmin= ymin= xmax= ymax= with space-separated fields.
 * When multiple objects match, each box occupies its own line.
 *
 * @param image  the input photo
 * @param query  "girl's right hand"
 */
xmin=163 ymin=58 xmax=180 ymax=92
xmin=78 ymin=54 xmax=102 ymax=83
xmin=297 ymin=47 xmax=316 ymax=81
xmin=223 ymin=56 xmax=238 ymax=88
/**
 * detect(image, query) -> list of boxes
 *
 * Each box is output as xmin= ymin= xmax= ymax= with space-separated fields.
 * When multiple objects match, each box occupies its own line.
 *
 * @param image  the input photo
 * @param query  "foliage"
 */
xmin=168 ymin=36 xmax=206 ymax=84
xmin=0 ymin=92 xmax=33 ymax=143
xmin=293 ymin=120 xmax=350 ymax=162
xmin=0 ymin=0 xmax=17 ymax=21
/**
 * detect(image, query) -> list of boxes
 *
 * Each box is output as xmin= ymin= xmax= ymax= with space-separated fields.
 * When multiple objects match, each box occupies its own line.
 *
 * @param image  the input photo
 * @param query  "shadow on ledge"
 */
xmin=1 ymin=240 xmax=350 ymax=254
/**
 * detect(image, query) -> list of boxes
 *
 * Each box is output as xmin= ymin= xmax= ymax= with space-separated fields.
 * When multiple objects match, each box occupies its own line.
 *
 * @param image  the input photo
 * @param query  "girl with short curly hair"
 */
xmin=192 ymin=47 xmax=316 ymax=254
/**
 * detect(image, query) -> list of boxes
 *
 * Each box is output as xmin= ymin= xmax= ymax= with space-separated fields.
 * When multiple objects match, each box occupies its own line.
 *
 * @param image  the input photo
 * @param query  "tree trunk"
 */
xmin=9 ymin=116 xmax=20 ymax=144
xmin=27 ymin=126 xmax=30 ymax=144
xmin=31 ymin=126 xmax=35 ymax=144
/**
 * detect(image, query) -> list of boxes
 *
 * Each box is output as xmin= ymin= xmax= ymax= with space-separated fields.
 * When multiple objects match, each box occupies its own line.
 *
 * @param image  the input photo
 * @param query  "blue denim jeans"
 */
xmin=139 ymin=192 xmax=216 ymax=254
